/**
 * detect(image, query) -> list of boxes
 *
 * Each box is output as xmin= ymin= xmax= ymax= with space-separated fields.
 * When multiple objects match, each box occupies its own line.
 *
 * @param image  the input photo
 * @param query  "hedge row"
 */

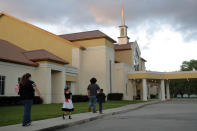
xmin=0 ymin=93 xmax=123 ymax=106
xmin=107 ymin=93 xmax=123 ymax=100
xmin=0 ymin=96 xmax=43 ymax=106
xmin=0 ymin=95 xmax=89 ymax=106
xmin=72 ymin=95 xmax=89 ymax=102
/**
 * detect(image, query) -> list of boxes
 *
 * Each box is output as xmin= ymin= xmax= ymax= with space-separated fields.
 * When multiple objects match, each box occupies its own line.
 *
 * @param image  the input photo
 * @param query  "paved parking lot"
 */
xmin=59 ymin=99 xmax=197 ymax=131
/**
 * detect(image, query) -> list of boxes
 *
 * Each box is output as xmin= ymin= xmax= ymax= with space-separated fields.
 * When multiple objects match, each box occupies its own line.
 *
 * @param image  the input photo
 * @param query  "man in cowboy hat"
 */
xmin=87 ymin=77 xmax=100 ymax=113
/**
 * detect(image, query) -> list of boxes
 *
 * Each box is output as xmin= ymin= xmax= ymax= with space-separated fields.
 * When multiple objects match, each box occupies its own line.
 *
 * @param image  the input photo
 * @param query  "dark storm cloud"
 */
xmin=0 ymin=0 xmax=92 ymax=24
xmin=0 ymin=0 xmax=197 ymax=40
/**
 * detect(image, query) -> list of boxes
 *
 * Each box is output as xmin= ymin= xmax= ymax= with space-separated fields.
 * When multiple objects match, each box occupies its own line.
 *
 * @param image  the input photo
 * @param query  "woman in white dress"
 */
xmin=62 ymin=87 xmax=74 ymax=119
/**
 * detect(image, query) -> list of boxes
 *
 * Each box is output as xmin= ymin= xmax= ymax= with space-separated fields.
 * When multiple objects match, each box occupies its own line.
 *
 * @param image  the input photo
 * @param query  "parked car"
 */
xmin=189 ymin=94 xmax=197 ymax=98
xmin=177 ymin=94 xmax=182 ymax=98
xmin=183 ymin=94 xmax=189 ymax=98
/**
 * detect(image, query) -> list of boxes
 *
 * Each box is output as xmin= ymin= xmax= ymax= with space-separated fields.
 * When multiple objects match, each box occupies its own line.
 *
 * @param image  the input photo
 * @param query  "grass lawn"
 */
xmin=0 ymin=100 xmax=145 ymax=127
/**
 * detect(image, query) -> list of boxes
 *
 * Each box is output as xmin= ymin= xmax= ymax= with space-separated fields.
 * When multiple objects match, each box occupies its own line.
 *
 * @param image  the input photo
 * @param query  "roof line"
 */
xmin=59 ymin=30 xmax=100 ymax=35
xmin=23 ymin=49 xmax=69 ymax=64
xmin=60 ymin=30 xmax=116 ymax=43
xmin=68 ymin=36 xmax=115 ymax=42
xmin=140 ymin=57 xmax=147 ymax=62
xmin=30 ymin=58 xmax=68 ymax=65
xmin=0 ymin=58 xmax=38 ymax=67
xmin=115 ymin=48 xmax=131 ymax=51
xmin=0 ymin=12 xmax=84 ymax=48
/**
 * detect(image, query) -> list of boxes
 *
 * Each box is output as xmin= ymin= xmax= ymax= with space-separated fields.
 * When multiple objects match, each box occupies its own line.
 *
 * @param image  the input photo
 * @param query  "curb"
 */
xmin=39 ymin=101 xmax=161 ymax=131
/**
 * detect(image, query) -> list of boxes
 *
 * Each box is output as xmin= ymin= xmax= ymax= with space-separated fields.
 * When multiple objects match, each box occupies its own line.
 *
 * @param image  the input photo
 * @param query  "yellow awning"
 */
xmin=127 ymin=71 xmax=197 ymax=80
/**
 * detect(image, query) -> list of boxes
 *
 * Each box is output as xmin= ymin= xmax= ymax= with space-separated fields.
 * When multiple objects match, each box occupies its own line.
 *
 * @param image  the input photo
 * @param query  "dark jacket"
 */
xmin=19 ymin=80 xmax=35 ymax=100
xmin=97 ymin=93 xmax=106 ymax=103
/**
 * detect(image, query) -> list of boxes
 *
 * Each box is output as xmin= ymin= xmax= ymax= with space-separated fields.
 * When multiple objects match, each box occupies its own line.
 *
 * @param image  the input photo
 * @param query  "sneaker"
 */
xmin=69 ymin=115 xmax=72 ymax=119
xmin=22 ymin=123 xmax=31 ymax=127
xmin=62 ymin=114 xmax=65 ymax=120
xmin=26 ymin=123 xmax=31 ymax=126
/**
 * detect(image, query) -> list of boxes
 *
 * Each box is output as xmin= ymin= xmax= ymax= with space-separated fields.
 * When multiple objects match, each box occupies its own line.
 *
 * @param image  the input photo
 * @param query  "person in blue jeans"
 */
xmin=19 ymin=73 xmax=42 ymax=126
xmin=87 ymin=77 xmax=100 ymax=113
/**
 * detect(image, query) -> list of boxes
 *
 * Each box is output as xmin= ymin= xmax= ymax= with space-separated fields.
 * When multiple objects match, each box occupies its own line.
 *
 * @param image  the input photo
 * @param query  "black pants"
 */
xmin=99 ymin=102 xmax=103 ymax=113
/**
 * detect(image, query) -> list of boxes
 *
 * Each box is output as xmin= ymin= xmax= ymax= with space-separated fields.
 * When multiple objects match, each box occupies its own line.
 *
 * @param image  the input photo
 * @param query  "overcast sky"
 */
xmin=0 ymin=0 xmax=197 ymax=71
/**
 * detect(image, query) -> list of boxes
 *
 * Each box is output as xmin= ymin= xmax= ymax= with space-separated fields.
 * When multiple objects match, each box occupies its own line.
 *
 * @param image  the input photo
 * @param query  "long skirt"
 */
xmin=62 ymin=99 xmax=74 ymax=111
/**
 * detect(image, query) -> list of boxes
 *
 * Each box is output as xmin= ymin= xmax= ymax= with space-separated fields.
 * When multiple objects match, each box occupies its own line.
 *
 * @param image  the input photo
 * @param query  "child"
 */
xmin=62 ymin=87 xmax=74 ymax=119
xmin=97 ymin=89 xmax=105 ymax=114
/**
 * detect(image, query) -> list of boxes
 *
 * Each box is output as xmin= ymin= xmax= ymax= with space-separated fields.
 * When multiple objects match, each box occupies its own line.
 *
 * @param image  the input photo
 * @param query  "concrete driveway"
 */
xmin=58 ymin=99 xmax=197 ymax=131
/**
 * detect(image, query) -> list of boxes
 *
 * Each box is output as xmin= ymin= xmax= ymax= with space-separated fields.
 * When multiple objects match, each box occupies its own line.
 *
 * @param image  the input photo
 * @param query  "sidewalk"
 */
xmin=0 ymin=100 xmax=160 ymax=131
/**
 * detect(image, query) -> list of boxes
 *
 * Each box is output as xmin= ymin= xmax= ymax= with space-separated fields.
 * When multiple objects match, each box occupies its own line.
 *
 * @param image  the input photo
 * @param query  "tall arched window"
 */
xmin=134 ymin=49 xmax=139 ymax=71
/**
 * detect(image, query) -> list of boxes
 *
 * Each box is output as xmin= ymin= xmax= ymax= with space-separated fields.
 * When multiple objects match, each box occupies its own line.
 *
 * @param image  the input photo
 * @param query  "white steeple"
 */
xmin=121 ymin=5 xmax=125 ymax=26
xmin=118 ymin=2 xmax=129 ymax=45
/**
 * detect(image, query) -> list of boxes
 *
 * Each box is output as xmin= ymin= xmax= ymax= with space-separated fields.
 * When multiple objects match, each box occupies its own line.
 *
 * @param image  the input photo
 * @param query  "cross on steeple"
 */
xmin=121 ymin=5 xmax=125 ymax=26
xmin=118 ymin=1 xmax=129 ymax=45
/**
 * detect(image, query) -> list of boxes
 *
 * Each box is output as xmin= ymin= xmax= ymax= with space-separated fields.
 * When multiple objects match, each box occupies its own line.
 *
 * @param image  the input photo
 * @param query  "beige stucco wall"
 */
xmin=34 ymin=66 xmax=51 ymax=104
xmin=105 ymin=46 xmax=115 ymax=93
xmin=118 ymin=37 xmax=129 ymax=45
xmin=114 ymin=63 xmax=125 ymax=93
xmin=115 ymin=50 xmax=133 ymax=66
xmin=114 ymin=63 xmax=134 ymax=100
xmin=0 ymin=61 xmax=65 ymax=104
xmin=78 ymin=46 xmax=108 ymax=95
xmin=73 ymin=38 xmax=105 ymax=47
xmin=73 ymin=38 xmax=114 ymax=49
xmin=71 ymin=47 xmax=82 ymax=95
xmin=0 ymin=61 xmax=36 ymax=96
xmin=72 ymin=47 xmax=82 ymax=69
xmin=105 ymin=39 xmax=115 ymax=49
xmin=132 ymin=80 xmax=137 ymax=97
xmin=72 ymin=37 xmax=115 ymax=96
xmin=0 ymin=14 xmax=74 ymax=65
xmin=51 ymin=70 xmax=65 ymax=103
xmin=140 ymin=59 xmax=146 ymax=71
xmin=66 ymin=75 xmax=77 ymax=82
xmin=38 ymin=62 xmax=65 ymax=104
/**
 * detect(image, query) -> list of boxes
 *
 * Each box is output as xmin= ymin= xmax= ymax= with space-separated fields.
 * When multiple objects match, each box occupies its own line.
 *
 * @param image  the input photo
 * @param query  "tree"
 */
xmin=181 ymin=59 xmax=197 ymax=71
xmin=173 ymin=59 xmax=197 ymax=97
xmin=171 ymin=59 xmax=197 ymax=97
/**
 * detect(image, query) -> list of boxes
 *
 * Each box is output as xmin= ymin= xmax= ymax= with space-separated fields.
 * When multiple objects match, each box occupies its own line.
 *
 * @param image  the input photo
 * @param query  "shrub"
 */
xmin=72 ymin=95 xmax=89 ymax=103
xmin=33 ymin=96 xmax=43 ymax=104
xmin=150 ymin=94 xmax=157 ymax=99
xmin=107 ymin=93 xmax=123 ymax=100
xmin=0 ymin=96 xmax=43 ymax=106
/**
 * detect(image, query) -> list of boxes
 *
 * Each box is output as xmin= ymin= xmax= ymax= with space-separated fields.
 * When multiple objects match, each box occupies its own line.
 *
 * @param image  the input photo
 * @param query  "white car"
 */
xmin=177 ymin=94 xmax=182 ymax=98
xmin=189 ymin=94 xmax=197 ymax=98
xmin=183 ymin=94 xmax=189 ymax=98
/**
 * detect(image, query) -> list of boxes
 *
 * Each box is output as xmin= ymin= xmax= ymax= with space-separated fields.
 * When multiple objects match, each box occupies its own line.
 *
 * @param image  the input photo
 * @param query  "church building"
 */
xmin=0 ymin=8 xmax=197 ymax=104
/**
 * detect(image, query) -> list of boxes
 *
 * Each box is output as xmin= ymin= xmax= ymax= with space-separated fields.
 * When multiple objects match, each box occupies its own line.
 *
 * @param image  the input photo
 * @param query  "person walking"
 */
xmin=19 ymin=73 xmax=42 ymax=126
xmin=87 ymin=77 xmax=100 ymax=113
xmin=97 ymin=89 xmax=106 ymax=114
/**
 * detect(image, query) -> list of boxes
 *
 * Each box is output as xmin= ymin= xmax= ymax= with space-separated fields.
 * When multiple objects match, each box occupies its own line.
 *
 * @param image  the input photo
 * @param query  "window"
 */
xmin=0 ymin=75 xmax=6 ymax=95
xmin=66 ymin=81 xmax=71 ymax=88
xmin=134 ymin=49 xmax=140 ymax=71
xmin=121 ymin=28 xmax=124 ymax=36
